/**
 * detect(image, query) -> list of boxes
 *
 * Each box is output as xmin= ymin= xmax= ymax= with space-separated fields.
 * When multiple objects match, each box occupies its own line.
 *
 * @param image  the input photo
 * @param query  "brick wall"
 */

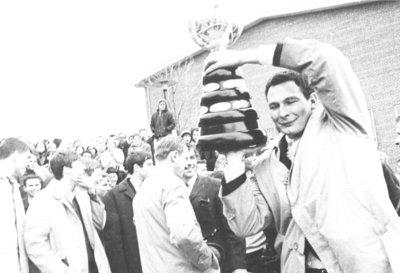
xmin=146 ymin=1 xmax=400 ymax=167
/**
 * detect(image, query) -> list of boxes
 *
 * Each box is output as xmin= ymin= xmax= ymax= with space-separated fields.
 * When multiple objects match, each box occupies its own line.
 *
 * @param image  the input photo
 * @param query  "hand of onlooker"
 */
xmin=77 ymin=175 xmax=96 ymax=196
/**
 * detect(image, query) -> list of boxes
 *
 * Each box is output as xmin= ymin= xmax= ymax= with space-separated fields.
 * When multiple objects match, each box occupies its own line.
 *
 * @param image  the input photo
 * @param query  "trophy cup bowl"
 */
xmin=188 ymin=8 xmax=267 ymax=152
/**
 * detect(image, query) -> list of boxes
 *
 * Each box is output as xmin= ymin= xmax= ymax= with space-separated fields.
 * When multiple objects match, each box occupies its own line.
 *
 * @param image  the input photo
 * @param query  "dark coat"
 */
xmin=102 ymin=178 xmax=142 ymax=273
xmin=190 ymin=174 xmax=246 ymax=273
xmin=150 ymin=109 xmax=175 ymax=138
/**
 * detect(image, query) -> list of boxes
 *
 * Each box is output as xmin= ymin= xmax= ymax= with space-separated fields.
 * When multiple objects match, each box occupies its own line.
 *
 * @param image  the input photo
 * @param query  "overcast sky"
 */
xmin=0 ymin=0 xmax=350 ymax=143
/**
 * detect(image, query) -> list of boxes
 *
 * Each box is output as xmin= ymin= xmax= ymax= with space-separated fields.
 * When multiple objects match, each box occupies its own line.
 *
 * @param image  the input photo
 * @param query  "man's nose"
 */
xmin=279 ymin=105 xmax=290 ymax=118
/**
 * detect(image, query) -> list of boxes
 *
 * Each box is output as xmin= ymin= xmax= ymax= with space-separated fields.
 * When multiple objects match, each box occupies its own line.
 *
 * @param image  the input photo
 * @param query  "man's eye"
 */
xmin=269 ymin=104 xmax=278 ymax=110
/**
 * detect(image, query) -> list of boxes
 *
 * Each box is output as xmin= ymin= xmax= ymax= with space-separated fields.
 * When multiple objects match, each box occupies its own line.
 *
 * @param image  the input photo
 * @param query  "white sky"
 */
xmin=0 ymin=0 xmax=351 ymax=143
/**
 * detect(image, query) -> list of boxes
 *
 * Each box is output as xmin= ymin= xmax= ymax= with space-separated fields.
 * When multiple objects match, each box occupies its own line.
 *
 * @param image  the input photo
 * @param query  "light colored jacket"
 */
xmin=0 ymin=177 xmax=29 ymax=273
xmin=23 ymin=179 xmax=111 ymax=273
xmin=133 ymin=170 xmax=220 ymax=273
xmin=221 ymin=38 xmax=400 ymax=273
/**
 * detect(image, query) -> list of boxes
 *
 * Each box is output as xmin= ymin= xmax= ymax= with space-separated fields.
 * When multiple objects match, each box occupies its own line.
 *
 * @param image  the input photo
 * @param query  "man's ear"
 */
xmin=168 ymin=151 xmax=178 ymax=163
xmin=309 ymin=93 xmax=319 ymax=110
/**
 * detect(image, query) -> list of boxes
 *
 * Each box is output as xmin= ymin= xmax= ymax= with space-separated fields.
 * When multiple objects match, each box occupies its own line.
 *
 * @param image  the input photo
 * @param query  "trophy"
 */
xmin=188 ymin=5 xmax=267 ymax=151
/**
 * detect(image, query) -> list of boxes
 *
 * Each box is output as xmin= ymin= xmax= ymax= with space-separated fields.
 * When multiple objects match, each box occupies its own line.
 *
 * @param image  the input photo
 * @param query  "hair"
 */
xmin=125 ymin=151 xmax=152 ymax=174
xmin=82 ymin=157 xmax=101 ymax=177
xmin=190 ymin=127 xmax=199 ymax=136
xmin=0 ymin=137 xmax=31 ymax=160
xmin=157 ymin=99 xmax=168 ymax=111
xmin=53 ymin=138 xmax=62 ymax=149
xmin=265 ymin=70 xmax=314 ymax=101
xmin=155 ymin=135 xmax=185 ymax=161
xmin=50 ymin=150 xmax=80 ymax=180
xmin=23 ymin=174 xmax=43 ymax=187
xmin=86 ymin=146 xmax=98 ymax=158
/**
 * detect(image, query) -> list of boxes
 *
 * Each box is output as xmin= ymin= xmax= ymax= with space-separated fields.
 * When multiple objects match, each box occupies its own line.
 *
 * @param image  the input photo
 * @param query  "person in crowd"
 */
xmin=191 ymin=127 xmax=200 ymax=145
xmin=102 ymin=151 xmax=154 ymax=273
xmin=150 ymin=99 xmax=176 ymax=140
xmin=87 ymin=145 xmax=99 ymax=159
xmin=82 ymin=157 xmax=112 ymax=201
xmin=22 ymin=150 xmax=52 ymax=187
xmin=183 ymin=146 xmax=247 ymax=273
xmin=75 ymin=144 xmax=86 ymax=156
xmin=205 ymin=38 xmax=400 ymax=272
xmin=128 ymin=133 xmax=151 ymax=155
xmin=105 ymin=166 xmax=122 ymax=187
xmin=22 ymin=174 xmax=43 ymax=211
xmin=0 ymin=138 xmax=32 ymax=273
xmin=117 ymin=132 xmax=130 ymax=159
xmin=100 ymin=137 xmax=125 ymax=170
xmin=82 ymin=150 xmax=93 ymax=160
xmin=197 ymin=159 xmax=207 ymax=173
xmin=190 ymin=127 xmax=201 ymax=160
xmin=139 ymin=128 xmax=151 ymax=143
xmin=35 ymin=140 xmax=49 ymax=166
xmin=180 ymin=130 xmax=192 ymax=148
xmin=53 ymin=138 xmax=62 ymax=149
xmin=24 ymin=150 xmax=111 ymax=273
xmin=133 ymin=135 xmax=219 ymax=273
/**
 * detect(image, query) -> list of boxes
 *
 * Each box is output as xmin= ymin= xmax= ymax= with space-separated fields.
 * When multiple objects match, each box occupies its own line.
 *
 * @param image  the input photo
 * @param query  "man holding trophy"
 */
xmin=200 ymin=38 xmax=400 ymax=273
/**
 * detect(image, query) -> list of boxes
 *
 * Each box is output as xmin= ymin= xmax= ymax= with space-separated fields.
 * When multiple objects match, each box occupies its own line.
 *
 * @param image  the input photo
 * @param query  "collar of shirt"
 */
xmin=285 ymin=135 xmax=301 ymax=162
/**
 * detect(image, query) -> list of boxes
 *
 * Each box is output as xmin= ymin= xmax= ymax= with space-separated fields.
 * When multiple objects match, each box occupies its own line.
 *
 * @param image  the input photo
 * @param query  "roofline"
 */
xmin=135 ymin=0 xmax=378 ymax=88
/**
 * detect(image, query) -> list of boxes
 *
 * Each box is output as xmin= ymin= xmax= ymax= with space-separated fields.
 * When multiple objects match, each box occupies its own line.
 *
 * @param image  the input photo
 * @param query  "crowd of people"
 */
xmin=2 ymin=37 xmax=400 ymax=273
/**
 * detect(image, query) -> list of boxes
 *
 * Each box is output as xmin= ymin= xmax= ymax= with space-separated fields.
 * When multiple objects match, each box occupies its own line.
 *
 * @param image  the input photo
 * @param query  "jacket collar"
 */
xmin=118 ymin=177 xmax=135 ymax=199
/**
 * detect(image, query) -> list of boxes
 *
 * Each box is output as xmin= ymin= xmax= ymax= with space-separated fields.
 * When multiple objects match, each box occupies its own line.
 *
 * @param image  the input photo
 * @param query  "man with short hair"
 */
xmin=0 ymin=137 xmax=32 ymax=273
xmin=102 ymin=151 xmax=154 ymax=273
xmin=205 ymin=38 xmax=400 ymax=272
xmin=24 ymin=151 xmax=111 ymax=273
xmin=183 ymin=146 xmax=247 ymax=273
xmin=133 ymin=135 xmax=219 ymax=273
xmin=22 ymin=174 xmax=43 ymax=211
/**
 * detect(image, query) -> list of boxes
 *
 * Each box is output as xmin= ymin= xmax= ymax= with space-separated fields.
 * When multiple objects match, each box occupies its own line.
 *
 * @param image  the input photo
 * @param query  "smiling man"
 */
xmin=205 ymin=38 xmax=400 ymax=273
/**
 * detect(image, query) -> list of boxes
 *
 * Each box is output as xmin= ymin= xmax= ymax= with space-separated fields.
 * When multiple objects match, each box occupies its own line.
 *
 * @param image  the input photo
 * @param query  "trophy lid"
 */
xmin=188 ymin=4 xmax=243 ymax=50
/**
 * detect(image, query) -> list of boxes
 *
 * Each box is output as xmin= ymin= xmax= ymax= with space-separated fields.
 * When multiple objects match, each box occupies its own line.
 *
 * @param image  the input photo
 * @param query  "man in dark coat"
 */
xmin=150 ymin=99 xmax=176 ymax=139
xmin=182 ymin=146 xmax=247 ymax=273
xmin=101 ymin=151 xmax=154 ymax=273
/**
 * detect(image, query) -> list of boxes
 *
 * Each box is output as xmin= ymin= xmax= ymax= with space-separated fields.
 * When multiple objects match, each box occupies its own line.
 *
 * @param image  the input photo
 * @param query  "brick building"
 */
xmin=136 ymin=0 xmax=400 ymax=166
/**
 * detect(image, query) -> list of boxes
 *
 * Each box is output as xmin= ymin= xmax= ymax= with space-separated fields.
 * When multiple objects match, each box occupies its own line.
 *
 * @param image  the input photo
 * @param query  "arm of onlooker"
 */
xmin=276 ymin=38 xmax=371 ymax=136
xmin=216 ymin=187 xmax=247 ymax=272
xmin=101 ymin=191 xmax=129 ymax=273
xmin=150 ymin=113 xmax=156 ymax=133
xmin=77 ymin=176 xmax=106 ymax=231
xmin=220 ymin=150 xmax=274 ymax=237
xmin=166 ymin=112 xmax=176 ymax=132
xmin=163 ymin=180 xmax=219 ymax=272
xmin=24 ymin=196 xmax=69 ymax=273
